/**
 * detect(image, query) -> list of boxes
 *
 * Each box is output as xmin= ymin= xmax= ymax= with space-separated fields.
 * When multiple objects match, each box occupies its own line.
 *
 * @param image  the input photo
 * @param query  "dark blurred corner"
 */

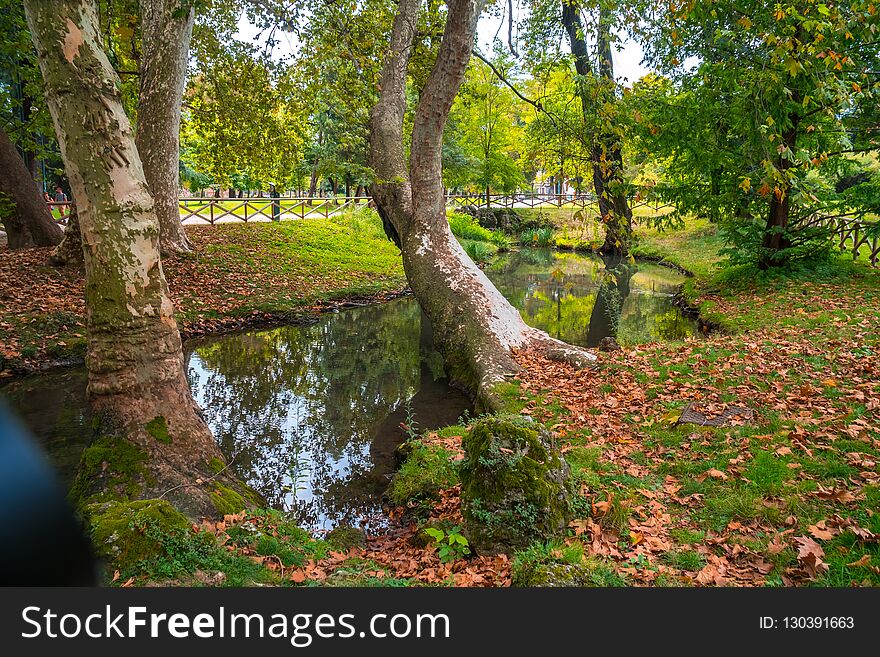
xmin=0 ymin=400 xmax=96 ymax=585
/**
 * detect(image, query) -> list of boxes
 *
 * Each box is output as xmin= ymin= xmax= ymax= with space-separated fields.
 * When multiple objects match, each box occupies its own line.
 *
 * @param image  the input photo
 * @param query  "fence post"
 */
xmin=210 ymin=201 xmax=214 ymax=225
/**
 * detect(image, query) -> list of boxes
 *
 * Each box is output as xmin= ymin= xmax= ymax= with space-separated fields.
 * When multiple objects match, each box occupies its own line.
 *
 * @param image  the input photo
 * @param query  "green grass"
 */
xmin=1 ymin=209 xmax=406 ymax=372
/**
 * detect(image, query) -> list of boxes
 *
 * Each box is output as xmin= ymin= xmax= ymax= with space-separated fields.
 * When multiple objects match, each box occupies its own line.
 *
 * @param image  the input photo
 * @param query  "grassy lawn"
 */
xmin=373 ymin=216 xmax=880 ymax=588
xmin=503 ymin=220 xmax=880 ymax=586
xmin=0 ymin=211 xmax=405 ymax=375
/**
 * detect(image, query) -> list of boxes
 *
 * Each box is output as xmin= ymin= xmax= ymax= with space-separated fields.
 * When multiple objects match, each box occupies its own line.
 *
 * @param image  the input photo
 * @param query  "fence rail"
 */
xmin=797 ymin=212 xmax=880 ymax=267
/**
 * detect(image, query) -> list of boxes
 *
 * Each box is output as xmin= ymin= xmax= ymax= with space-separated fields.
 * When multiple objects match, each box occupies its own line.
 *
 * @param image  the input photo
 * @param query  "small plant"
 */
xmin=424 ymin=526 xmax=471 ymax=563
xmin=401 ymin=398 xmax=421 ymax=440
xmin=488 ymin=231 xmax=512 ymax=250
xmin=520 ymin=226 xmax=555 ymax=247
xmin=465 ymin=240 xmax=494 ymax=263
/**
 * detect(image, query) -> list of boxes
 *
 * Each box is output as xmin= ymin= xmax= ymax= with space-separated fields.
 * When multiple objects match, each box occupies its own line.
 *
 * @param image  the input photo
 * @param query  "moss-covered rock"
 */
xmin=387 ymin=440 xmax=458 ymax=507
xmin=87 ymin=499 xmax=192 ymax=572
xmin=460 ymin=414 xmax=573 ymax=555
xmin=325 ymin=526 xmax=367 ymax=551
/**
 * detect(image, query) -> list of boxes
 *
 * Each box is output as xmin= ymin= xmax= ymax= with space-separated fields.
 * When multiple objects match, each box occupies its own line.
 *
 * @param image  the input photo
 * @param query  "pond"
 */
xmin=1 ymin=250 xmax=696 ymax=531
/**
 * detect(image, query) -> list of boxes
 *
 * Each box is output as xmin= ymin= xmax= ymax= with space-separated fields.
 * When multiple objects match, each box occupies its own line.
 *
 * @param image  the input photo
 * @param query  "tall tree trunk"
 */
xmin=370 ymin=0 xmax=594 ymax=404
xmin=0 ymin=125 xmax=64 ymax=249
xmin=562 ymin=1 xmax=632 ymax=255
xmin=135 ymin=0 xmax=193 ymax=255
xmin=25 ymin=0 xmax=253 ymax=516
xmin=760 ymin=121 xmax=798 ymax=267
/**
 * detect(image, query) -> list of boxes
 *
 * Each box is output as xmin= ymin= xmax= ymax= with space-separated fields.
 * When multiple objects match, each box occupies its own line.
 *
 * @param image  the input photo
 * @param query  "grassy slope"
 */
xmin=499 ymin=219 xmax=880 ymax=586
xmin=0 ymin=212 xmax=405 ymax=374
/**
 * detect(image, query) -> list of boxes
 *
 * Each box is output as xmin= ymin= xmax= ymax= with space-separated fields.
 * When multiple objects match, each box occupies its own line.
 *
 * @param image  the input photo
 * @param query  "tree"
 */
xmin=0 ymin=0 xmax=63 ymax=249
xmin=369 ymin=0 xmax=594 ymax=405
xmin=135 ymin=0 xmax=196 ymax=254
xmin=636 ymin=0 xmax=880 ymax=267
xmin=24 ymin=0 xmax=252 ymax=516
xmin=182 ymin=36 xmax=303 ymax=193
xmin=560 ymin=0 xmax=633 ymax=255
xmin=0 ymin=124 xmax=63 ymax=248
xmin=452 ymin=47 xmax=526 ymax=202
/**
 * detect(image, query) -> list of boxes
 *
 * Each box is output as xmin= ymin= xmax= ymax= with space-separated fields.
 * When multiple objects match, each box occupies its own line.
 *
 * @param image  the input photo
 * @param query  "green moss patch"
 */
xmin=387 ymin=440 xmax=459 ymax=507
xmin=68 ymin=435 xmax=150 ymax=508
xmin=145 ymin=416 xmax=171 ymax=444
xmin=88 ymin=499 xmax=192 ymax=572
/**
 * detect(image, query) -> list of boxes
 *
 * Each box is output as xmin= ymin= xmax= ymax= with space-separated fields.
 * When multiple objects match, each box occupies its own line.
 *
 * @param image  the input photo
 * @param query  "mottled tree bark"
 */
xmin=25 ymin=0 xmax=249 ymax=516
xmin=562 ymin=2 xmax=632 ymax=255
xmin=0 ymin=125 xmax=63 ymax=249
xmin=135 ymin=0 xmax=193 ymax=255
xmin=370 ymin=0 xmax=594 ymax=405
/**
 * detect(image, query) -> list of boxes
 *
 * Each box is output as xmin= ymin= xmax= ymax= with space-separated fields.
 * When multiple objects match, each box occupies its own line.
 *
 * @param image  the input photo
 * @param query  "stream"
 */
xmin=1 ymin=249 xmax=696 ymax=530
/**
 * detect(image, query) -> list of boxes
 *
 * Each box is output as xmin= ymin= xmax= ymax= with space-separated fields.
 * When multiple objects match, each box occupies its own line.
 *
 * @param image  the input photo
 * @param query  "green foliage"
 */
xmin=446 ymin=46 xmax=527 ymax=194
xmin=448 ymin=211 xmax=494 ymax=241
xmin=388 ymin=440 xmax=459 ymax=507
xmin=464 ymin=239 xmax=496 ymax=263
xmin=520 ymin=227 xmax=556 ymax=247
xmin=423 ymin=526 xmax=471 ymax=563
xmin=631 ymin=1 xmax=880 ymax=267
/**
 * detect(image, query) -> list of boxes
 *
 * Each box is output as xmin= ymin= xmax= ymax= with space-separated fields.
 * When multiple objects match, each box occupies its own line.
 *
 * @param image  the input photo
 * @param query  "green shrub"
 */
xmin=464 ymin=239 xmax=496 ymax=263
xmin=448 ymin=211 xmax=493 ymax=241
xmin=520 ymin=227 xmax=556 ymax=247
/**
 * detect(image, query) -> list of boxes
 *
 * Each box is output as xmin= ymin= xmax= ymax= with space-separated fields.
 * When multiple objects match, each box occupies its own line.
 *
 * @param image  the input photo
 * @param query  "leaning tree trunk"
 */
xmin=370 ymin=0 xmax=594 ymax=405
xmin=25 ymin=0 xmax=254 ymax=517
xmin=562 ymin=1 xmax=632 ymax=256
xmin=135 ymin=0 xmax=193 ymax=255
xmin=0 ymin=125 xmax=63 ymax=249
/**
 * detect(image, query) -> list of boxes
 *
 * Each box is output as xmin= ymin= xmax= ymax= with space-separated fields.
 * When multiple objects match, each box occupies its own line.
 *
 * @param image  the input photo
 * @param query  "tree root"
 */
xmin=531 ymin=331 xmax=599 ymax=370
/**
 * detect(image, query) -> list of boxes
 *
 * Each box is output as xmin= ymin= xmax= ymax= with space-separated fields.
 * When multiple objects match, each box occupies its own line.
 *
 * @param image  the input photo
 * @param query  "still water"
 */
xmin=2 ymin=250 xmax=695 ymax=530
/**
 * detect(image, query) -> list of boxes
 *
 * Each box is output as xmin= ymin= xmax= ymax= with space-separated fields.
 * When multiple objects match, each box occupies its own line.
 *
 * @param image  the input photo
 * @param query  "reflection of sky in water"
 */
xmin=183 ymin=300 xmax=469 ymax=532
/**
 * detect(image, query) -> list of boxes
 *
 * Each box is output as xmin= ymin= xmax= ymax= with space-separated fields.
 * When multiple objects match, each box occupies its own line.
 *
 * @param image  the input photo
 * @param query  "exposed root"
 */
xmin=529 ymin=329 xmax=599 ymax=370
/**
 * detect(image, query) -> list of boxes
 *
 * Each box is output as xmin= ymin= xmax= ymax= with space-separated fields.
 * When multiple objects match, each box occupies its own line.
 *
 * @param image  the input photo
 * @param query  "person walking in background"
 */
xmin=53 ymin=185 xmax=68 ymax=203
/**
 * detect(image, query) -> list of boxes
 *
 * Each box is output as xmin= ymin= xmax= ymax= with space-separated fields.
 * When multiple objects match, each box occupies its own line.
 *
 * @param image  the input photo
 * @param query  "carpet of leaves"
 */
xmin=507 ymin=275 xmax=879 ymax=587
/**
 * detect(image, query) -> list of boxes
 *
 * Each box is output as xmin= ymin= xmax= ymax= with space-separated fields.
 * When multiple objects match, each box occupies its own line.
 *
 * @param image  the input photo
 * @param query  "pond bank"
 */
xmin=0 ymin=217 xmax=407 ymax=380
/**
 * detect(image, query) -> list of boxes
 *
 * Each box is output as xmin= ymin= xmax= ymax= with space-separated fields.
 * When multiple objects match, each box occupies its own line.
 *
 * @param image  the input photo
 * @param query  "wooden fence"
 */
xmin=177 ymin=196 xmax=373 ymax=224
xmin=797 ymin=212 xmax=880 ymax=267
xmin=44 ymin=195 xmax=878 ymax=267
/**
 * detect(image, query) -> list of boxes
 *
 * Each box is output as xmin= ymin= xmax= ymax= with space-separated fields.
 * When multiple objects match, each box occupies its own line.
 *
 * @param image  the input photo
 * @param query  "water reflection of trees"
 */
xmin=187 ymin=300 xmax=427 ymax=529
xmin=488 ymin=249 xmax=695 ymax=347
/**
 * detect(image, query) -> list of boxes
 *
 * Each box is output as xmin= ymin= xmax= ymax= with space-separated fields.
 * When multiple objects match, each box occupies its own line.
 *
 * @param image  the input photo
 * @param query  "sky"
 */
xmin=235 ymin=8 xmax=653 ymax=86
